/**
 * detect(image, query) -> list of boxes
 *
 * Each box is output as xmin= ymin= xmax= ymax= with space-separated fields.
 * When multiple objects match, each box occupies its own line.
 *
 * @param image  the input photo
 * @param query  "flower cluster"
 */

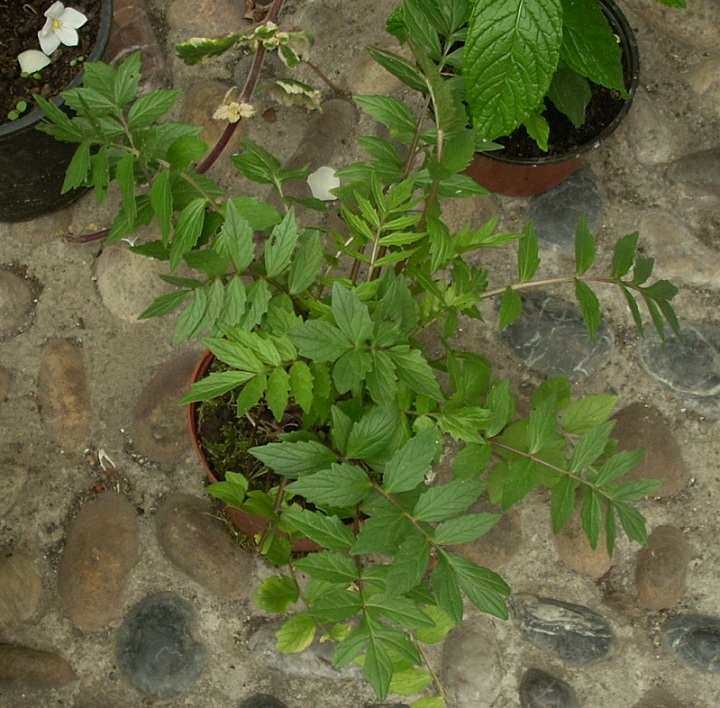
xmin=17 ymin=2 xmax=87 ymax=74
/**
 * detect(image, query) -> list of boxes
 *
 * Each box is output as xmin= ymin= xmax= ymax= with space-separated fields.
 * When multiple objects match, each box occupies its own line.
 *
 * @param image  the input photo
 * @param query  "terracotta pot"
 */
xmin=0 ymin=0 xmax=114 ymax=222
xmin=188 ymin=351 xmax=320 ymax=552
xmin=464 ymin=0 xmax=640 ymax=197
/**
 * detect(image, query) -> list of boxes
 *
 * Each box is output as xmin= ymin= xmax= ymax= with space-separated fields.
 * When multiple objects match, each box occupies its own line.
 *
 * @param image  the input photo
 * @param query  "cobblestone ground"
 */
xmin=1 ymin=0 xmax=720 ymax=706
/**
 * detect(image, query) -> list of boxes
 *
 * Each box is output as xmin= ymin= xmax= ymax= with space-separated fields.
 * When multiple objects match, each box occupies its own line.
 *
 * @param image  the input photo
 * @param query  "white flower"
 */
xmin=17 ymin=49 xmax=52 ymax=74
xmin=38 ymin=2 xmax=88 ymax=56
xmin=307 ymin=166 xmax=340 ymax=201
xmin=213 ymin=101 xmax=256 ymax=124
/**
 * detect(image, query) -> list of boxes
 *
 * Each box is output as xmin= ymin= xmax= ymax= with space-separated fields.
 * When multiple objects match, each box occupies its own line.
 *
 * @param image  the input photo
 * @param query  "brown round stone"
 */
xmin=156 ymin=493 xmax=253 ymax=599
xmin=453 ymin=506 xmax=523 ymax=571
xmin=57 ymin=493 xmax=139 ymax=631
xmin=0 ymin=270 xmax=33 ymax=334
xmin=0 ymin=551 xmax=43 ymax=631
xmin=554 ymin=503 xmax=612 ymax=579
xmin=635 ymin=525 xmax=690 ymax=610
xmin=611 ymin=403 xmax=688 ymax=497
xmin=0 ymin=644 xmax=75 ymax=690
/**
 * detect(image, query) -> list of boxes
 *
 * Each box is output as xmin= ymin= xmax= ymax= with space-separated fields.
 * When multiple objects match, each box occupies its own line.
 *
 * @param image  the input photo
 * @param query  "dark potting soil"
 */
xmin=496 ymin=82 xmax=627 ymax=160
xmin=0 ymin=0 xmax=102 ymax=122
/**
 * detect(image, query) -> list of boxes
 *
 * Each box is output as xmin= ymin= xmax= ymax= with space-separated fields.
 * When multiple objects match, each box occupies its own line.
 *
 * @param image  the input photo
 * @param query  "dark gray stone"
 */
xmin=527 ymin=169 xmax=605 ymax=254
xmin=637 ymin=322 xmax=720 ymax=419
xmin=498 ymin=291 xmax=613 ymax=381
xmin=116 ymin=592 xmax=208 ymax=699
xmin=663 ymin=614 xmax=720 ymax=672
xmin=511 ymin=593 xmax=615 ymax=664
xmin=666 ymin=147 xmax=720 ymax=196
xmin=239 ymin=696 xmax=289 ymax=708
xmin=519 ymin=668 xmax=580 ymax=708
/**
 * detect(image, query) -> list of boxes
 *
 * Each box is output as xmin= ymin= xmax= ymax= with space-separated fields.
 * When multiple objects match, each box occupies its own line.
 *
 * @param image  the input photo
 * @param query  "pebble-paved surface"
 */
xmin=1 ymin=0 xmax=720 ymax=705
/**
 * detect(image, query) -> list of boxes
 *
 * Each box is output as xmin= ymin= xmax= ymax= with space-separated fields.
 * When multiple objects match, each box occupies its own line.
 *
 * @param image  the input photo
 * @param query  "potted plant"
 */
xmin=0 ymin=0 xmax=113 ymax=222
xmin=37 ymin=1 xmax=681 ymax=702
xmin=378 ymin=0 xmax=684 ymax=195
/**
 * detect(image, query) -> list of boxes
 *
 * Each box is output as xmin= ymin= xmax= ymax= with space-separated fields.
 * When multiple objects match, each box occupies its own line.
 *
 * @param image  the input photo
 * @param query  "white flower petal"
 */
xmin=61 ymin=7 xmax=88 ymax=29
xmin=44 ymin=1 xmax=66 ymax=19
xmin=55 ymin=25 xmax=79 ymax=47
xmin=38 ymin=25 xmax=61 ymax=55
xmin=307 ymin=166 xmax=340 ymax=201
xmin=18 ymin=49 xmax=52 ymax=73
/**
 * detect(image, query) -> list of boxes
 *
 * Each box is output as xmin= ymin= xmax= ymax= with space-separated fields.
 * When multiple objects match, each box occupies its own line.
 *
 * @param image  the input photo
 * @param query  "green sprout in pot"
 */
xmin=37 ymin=3 xmax=681 ymax=702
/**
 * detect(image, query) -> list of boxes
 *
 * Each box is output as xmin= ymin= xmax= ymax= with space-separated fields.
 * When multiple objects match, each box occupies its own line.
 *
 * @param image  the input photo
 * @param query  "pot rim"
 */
xmin=478 ymin=0 xmax=640 ymax=167
xmin=0 ymin=0 xmax=114 ymax=137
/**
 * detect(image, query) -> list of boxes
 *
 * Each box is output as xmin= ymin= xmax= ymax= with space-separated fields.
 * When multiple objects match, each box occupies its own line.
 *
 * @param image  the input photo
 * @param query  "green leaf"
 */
xmin=205 ymin=337 xmax=264 ymax=372
xmin=434 ymin=513 xmax=500 ymax=545
xmin=286 ymin=463 xmax=371 ymax=506
xmin=368 ymin=595 xmax=435 ymax=630
xmin=219 ymin=276 xmax=247 ymax=327
xmin=365 ymin=45 xmax=427 ymax=93
xmin=595 ymin=449 xmax=645 ymax=487
xmin=283 ymin=509 xmax=355 ymax=550
xmin=385 ymin=533 xmax=430 ymax=597
xmin=580 ymin=488 xmax=603 ymax=549
xmin=276 ymin=613 xmax=316 ymax=653
xmin=180 ymin=370 xmax=255 ymax=403
xmin=569 ymin=420 xmax=615 ymax=474
xmin=169 ymin=198 xmax=207 ymax=270
xmin=560 ymin=394 xmax=618 ymax=434
xmin=176 ymin=33 xmax=241 ymax=64
xmin=205 ymin=471 xmax=248 ymax=508
xmin=388 ymin=667 xmax=432 ymax=697
xmin=366 ymin=350 xmax=399 ymax=406
xmin=216 ymin=200 xmax=255 ymax=271
xmin=235 ymin=373 xmax=267 ymax=417
xmin=574 ymin=216 xmax=596 ymax=275
xmin=290 ymin=320 xmax=351 ymax=362
xmin=127 ymin=89 xmax=182 ymax=128
xmin=332 ymin=283 xmax=374 ymax=345
xmin=310 ymin=588 xmax=363 ymax=622
xmin=384 ymin=428 xmax=438 ymax=493
xmin=351 ymin=509 xmax=411 ymax=555
xmin=113 ymin=52 xmax=142 ymax=105
xmin=523 ymin=110 xmax=550 ymax=152
xmin=289 ymin=231 xmax=324 ymax=295
xmin=609 ymin=478 xmax=662 ymax=501
xmin=292 ymin=551 xmax=359 ymax=584
xmin=464 ymin=0 xmax=563 ymax=139
xmin=233 ymin=138 xmax=281 ymax=185
xmin=498 ymin=286 xmax=523 ymax=330
xmin=452 ymin=441 xmax=492 ymax=479
xmin=149 ymin=170 xmax=173 ymax=243
xmin=527 ymin=395 xmax=558 ymax=454
xmin=333 ymin=349 xmax=373 ymax=394
xmin=413 ymin=479 xmax=484 ymax=522
xmin=365 ymin=636 xmax=394 ymax=701
xmin=229 ymin=195 xmax=281 ymax=231
xmin=254 ymin=575 xmax=299 ymax=613
xmin=115 ymin=153 xmax=137 ymax=226
xmin=517 ymin=223 xmax=540 ymax=282
xmin=485 ymin=379 xmax=515 ymax=438
xmin=61 ymin=141 xmax=90 ymax=192
xmin=266 ymin=367 xmax=290 ymax=421
xmin=265 ymin=210 xmax=299 ymax=278
xmin=289 ymin=361 xmax=314 ymax=414
xmin=346 ymin=407 xmax=398 ymax=461
xmin=550 ymin=475 xmax=576 ymax=533
xmin=501 ymin=458 xmax=538 ymax=509
xmin=611 ymin=231 xmax=639 ymax=278
xmin=574 ymin=279 xmax=602 ymax=340
xmin=250 ymin=440 xmax=337 ymax=479
xmin=560 ymin=0 xmax=626 ymax=93
xmin=353 ymin=95 xmax=418 ymax=143
xmin=547 ymin=61 xmax=592 ymax=127
xmin=166 ymin=134 xmax=208 ymax=170
xmin=415 ymin=605 xmax=456 ymax=644
xmin=613 ymin=500 xmax=649 ymax=545
xmin=389 ymin=347 xmax=443 ymax=400
xmin=430 ymin=555 xmax=463 ymax=625
xmin=139 ymin=289 xmax=189 ymax=320
xmin=445 ymin=553 xmax=510 ymax=618
xmin=172 ymin=286 xmax=208 ymax=344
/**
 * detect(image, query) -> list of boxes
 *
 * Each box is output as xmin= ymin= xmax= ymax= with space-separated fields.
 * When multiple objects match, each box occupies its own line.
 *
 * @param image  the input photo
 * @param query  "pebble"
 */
xmin=510 ymin=593 xmax=615 ymax=664
xmin=166 ymin=0 xmax=245 ymax=39
xmin=116 ymin=591 xmax=208 ymax=699
xmin=611 ymin=403 xmax=688 ymax=497
xmin=239 ymin=696 xmax=289 ymax=708
xmin=108 ymin=0 xmax=167 ymax=91
xmin=635 ymin=526 xmax=690 ymax=610
xmin=637 ymin=322 xmax=720 ymax=419
xmin=454 ymin=506 xmax=523 ymax=571
xmin=631 ymin=686 xmax=685 ymax=708
xmin=663 ymin=614 xmax=720 ymax=672
xmin=0 ymin=365 xmax=9 ymax=400
xmin=665 ymin=147 xmax=720 ymax=196
xmin=129 ymin=350 xmax=200 ymax=466
xmin=0 ymin=463 xmax=28 ymax=516
xmin=179 ymin=80 xmax=236 ymax=147
xmin=625 ymin=91 xmax=675 ymax=165
xmin=0 ymin=644 xmax=75 ymax=690
xmin=37 ymin=339 xmax=92 ymax=451
xmin=57 ymin=492 xmax=139 ymax=631
xmin=95 ymin=242 xmax=174 ymax=322
xmin=0 ymin=269 xmax=34 ymax=336
xmin=689 ymin=58 xmax=720 ymax=106
xmin=0 ymin=551 xmax=43 ymax=631
xmin=441 ymin=617 xmax=503 ymax=707
xmin=632 ymin=0 xmax=720 ymax=51
xmin=553 ymin=501 xmax=612 ymax=579
xmin=498 ymin=291 xmax=614 ymax=381
xmin=249 ymin=620 xmax=364 ymax=680
xmin=156 ymin=493 xmax=253 ymax=599
xmin=527 ymin=169 xmax=605 ymax=254
xmin=518 ymin=668 xmax=580 ymax=708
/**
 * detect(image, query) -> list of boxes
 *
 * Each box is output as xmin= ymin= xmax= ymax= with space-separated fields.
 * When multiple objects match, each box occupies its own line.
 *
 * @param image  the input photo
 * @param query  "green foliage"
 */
xmin=40 ymin=4 xmax=682 ymax=696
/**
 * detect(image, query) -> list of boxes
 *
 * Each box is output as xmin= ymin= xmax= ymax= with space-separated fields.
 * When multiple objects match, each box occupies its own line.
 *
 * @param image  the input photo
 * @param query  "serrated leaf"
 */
xmin=413 ymin=479 xmax=484 ymax=523
xmin=501 ymin=458 xmax=538 ymax=509
xmin=385 ymin=533 xmax=430 ymax=597
xmin=574 ymin=279 xmax=602 ymax=340
xmin=149 ymin=169 xmax=172 ymax=243
xmin=527 ymin=395 xmax=558 ymax=454
xmin=180 ymin=370 xmax=255 ymax=403
xmin=216 ymin=200 xmax=254 ymax=271
xmin=139 ymin=289 xmax=190 ymax=320
xmin=464 ymin=0 xmax=563 ymax=139
xmin=177 ymin=33 xmax=241 ymax=64
xmin=550 ymin=475 xmax=576 ymax=533
xmin=266 ymin=367 xmax=290 ymax=421
xmin=169 ymin=197 xmax=207 ymax=270
xmin=613 ymin=500 xmax=649 ymax=545
xmin=609 ymin=478 xmax=662 ymax=501
xmin=167 ymin=134 xmax=208 ymax=170
xmin=415 ymin=605 xmax=456 ymax=644
xmin=560 ymin=394 xmax=618 ymax=434
xmin=127 ymin=89 xmax=182 ymax=128
xmin=354 ymin=95 xmax=418 ymax=143
xmin=288 ymin=361 xmax=314 ymax=414
xmin=61 ymin=140 xmax=90 ymax=192
xmin=365 ymin=636 xmax=394 ymax=701
xmin=368 ymin=595 xmax=435 ymax=630
xmin=265 ymin=209 xmax=299 ymax=278
xmin=172 ymin=286 xmax=208 ymax=344
xmin=350 ymin=509 xmax=411 ymax=555
xmin=430 ymin=555 xmax=463 ymax=625
xmin=594 ymin=449 xmax=645 ymax=487
xmin=384 ymin=428 xmax=438 ymax=493
xmin=205 ymin=471 xmax=248 ymax=508
xmin=346 ymin=407 xmax=399 ymax=461
xmin=366 ymin=350 xmax=398 ymax=406
xmin=333 ymin=349 xmax=372 ymax=394
xmin=580 ymin=488 xmax=603 ymax=549
xmin=611 ymin=231 xmax=639 ymax=278
xmin=574 ymin=216 xmax=596 ymax=275
xmin=517 ymin=223 xmax=541 ymax=282
xmin=365 ymin=45 xmax=427 ymax=93
xmin=286 ymin=463 xmax=371 ymax=506
xmin=283 ymin=509 xmax=355 ymax=550
xmin=547 ymin=61 xmax=592 ymax=127
xmin=445 ymin=553 xmax=510 ymax=618
xmin=289 ymin=231 xmax=324 ymax=295
xmin=113 ymin=52 xmax=142 ymax=105
xmin=388 ymin=667 xmax=432 ymax=697
xmin=292 ymin=551 xmax=359 ymax=584
xmin=276 ymin=614 xmax=316 ymax=653
xmin=332 ymin=283 xmax=374 ymax=345
xmin=434 ymin=513 xmax=500 ymax=545
xmin=310 ymin=588 xmax=363 ymax=622
xmin=249 ymin=440 xmax=336 ymax=479
xmin=389 ymin=346 xmax=443 ymax=400
xmin=569 ymin=420 xmax=615 ymax=474
xmin=290 ymin=320 xmax=351 ymax=362
xmin=235 ymin=373 xmax=267 ymax=417
xmin=452 ymin=441 xmax=492 ymax=479
xmin=498 ymin=286 xmax=523 ymax=330
xmin=254 ymin=575 xmax=299 ymax=613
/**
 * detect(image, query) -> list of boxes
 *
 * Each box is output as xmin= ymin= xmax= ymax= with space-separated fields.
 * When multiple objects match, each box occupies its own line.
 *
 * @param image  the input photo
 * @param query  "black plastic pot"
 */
xmin=0 ymin=0 xmax=114 ymax=223
xmin=465 ymin=0 xmax=640 ymax=197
